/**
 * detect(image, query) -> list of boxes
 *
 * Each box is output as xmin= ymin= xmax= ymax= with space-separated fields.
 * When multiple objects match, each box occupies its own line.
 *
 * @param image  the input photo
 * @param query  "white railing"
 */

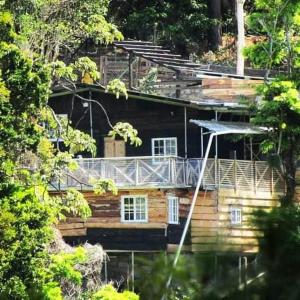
xmin=53 ymin=156 xmax=284 ymax=193
xmin=62 ymin=156 xmax=186 ymax=189
xmin=185 ymin=158 xmax=285 ymax=193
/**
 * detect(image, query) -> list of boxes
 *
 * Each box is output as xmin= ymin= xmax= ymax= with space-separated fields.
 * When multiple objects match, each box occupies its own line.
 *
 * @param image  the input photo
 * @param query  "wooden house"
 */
xmin=49 ymin=82 xmax=284 ymax=257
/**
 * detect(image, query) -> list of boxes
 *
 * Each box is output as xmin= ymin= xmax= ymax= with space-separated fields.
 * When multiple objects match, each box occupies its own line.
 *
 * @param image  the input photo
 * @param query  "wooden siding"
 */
xmin=49 ymin=91 xmax=246 ymax=160
xmin=191 ymin=189 xmax=281 ymax=253
xmin=58 ymin=189 xmax=191 ymax=251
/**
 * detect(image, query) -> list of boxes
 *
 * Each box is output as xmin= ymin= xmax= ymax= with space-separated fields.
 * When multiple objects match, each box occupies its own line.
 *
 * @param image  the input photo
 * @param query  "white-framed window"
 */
xmin=230 ymin=207 xmax=242 ymax=225
xmin=168 ymin=196 xmax=179 ymax=224
xmin=121 ymin=195 xmax=148 ymax=222
xmin=151 ymin=137 xmax=178 ymax=158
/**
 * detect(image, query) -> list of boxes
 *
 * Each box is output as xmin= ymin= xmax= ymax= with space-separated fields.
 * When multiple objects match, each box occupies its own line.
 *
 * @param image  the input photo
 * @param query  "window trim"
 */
xmin=230 ymin=207 xmax=242 ymax=225
xmin=121 ymin=195 xmax=148 ymax=223
xmin=151 ymin=137 xmax=178 ymax=157
xmin=168 ymin=196 xmax=179 ymax=224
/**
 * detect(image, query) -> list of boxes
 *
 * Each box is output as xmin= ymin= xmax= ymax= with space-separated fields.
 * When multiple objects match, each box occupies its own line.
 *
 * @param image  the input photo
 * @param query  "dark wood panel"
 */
xmin=63 ymin=228 xmax=167 ymax=251
xmin=49 ymin=91 xmax=245 ymax=159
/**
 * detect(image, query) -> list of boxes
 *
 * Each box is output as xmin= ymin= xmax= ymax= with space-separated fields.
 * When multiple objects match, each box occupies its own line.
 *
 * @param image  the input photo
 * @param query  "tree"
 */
xmin=0 ymin=2 xmax=140 ymax=298
xmin=244 ymin=0 xmax=300 ymax=204
xmin=236 ymin=0 xmax=245 ymax=75
xmin=109 ymin=0 xmax=209 ymax=56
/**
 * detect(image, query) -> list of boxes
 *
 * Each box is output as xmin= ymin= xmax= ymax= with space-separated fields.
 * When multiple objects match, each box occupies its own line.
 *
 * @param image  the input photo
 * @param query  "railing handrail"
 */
xmin=74 ymin=155 xmax=183 ymax=161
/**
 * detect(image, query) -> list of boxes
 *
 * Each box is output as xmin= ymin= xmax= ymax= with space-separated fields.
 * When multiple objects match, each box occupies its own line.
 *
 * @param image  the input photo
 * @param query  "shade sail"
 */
xmin=190 ymin=119 xmax=267 ymax=135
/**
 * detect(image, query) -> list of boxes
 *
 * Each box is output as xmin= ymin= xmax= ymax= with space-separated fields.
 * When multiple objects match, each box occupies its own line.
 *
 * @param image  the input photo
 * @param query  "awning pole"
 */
xmin=163 ymin=133 xmax=216 ymax=298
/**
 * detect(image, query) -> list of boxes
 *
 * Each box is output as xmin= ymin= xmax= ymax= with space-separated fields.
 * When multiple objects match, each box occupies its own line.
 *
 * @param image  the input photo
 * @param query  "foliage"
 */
xmin=247 ymin=206 xmax=300 ymax=299
xmin=106 ymin=78 xmax=128 ymax=99
xmin=137 ymin=253 xmax=202 ymax=300
xmin=109 ymin=0 xmax=209 ymax=55
xmin=0 ymin=9 xmax=127 ymax=299
xmin=2 ymin=0 xmax=123 ymax=62
xmin=244 ymin=0 xmax=300 ymax=77
xmin=109 ymin=122 xmax=142 ymax=147
xmin=91 ymin=284 xmax=139 ymax=300
xmin=245 ymin=0 xmax=300 ymax=204
xmin=138 ymin=67 xmax=158 ymax=94
xmin=0 ymin=185 xmax=54 ymax=299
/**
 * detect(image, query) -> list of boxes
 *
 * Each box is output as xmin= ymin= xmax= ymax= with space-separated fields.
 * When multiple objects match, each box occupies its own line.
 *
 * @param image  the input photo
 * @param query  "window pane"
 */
xmin=123 ymin=196 xmax=147 ymax=222
xmin=168 ymin=197 xmax=179 ymax=224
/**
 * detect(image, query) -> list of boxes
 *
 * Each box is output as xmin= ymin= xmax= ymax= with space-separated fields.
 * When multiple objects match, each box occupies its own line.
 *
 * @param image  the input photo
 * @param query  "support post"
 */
xmin=129 ymin=53 xmax=134 ymax=89
xmin=236 ymin=0 xmax=245 ymax=76
xmin=89 ymin=89 xmax=94 ymax=139
xmin=131 ymin=252 xmax=135 ymax=292
xmin=163 ymin=133 xmax=216 ymax=299
xmin=184 ymin=107 xmax=188 ymax=158
xmin=201 ymin=127 xmax=204 ymax=158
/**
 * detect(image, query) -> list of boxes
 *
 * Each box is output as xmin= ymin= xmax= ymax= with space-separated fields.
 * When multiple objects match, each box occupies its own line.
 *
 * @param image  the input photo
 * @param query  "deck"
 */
xmin=52 ymin=156 xmax=284 ymax=193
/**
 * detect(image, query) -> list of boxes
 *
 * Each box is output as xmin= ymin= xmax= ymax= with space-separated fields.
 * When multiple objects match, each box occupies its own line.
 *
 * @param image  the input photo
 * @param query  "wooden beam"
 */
xmin=133 ymin=51 xmax=181 ymax=57
xmin=114 ymin=40 xmax=153 ymax=46
xmin=142 ymin=55 xmax=191 ymax=63
xmin=118 ymin=47 xmax=171 ymax=54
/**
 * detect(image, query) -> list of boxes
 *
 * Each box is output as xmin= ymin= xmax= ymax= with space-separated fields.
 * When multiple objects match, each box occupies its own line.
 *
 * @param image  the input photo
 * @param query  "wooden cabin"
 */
xmin=49 ymin=83 xmax=284 ymax=256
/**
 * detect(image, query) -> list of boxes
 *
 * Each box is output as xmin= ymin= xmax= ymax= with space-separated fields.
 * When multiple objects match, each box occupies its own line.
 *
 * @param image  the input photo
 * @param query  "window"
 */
xmin=168 ymin=196 xmax=179 ymax=224
xmin=151 ymin=137 xmax=177 ymax=157
xmin=230 ymin=207 xmax=242 ymax=225
xmin=121 ymin=196 xmax=148 ymax=222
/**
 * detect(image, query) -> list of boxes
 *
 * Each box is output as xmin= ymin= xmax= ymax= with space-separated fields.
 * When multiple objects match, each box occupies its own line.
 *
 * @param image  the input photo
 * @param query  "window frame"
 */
xmin=168 ymin=196 xmax=179 ymax=224
xmin=121 ymin=195 xmax=148 ymax=223
xmin=230 ymin=207 xmax=242 ymax=225
xmin=151 ymin=137 xmax=178 ymax=158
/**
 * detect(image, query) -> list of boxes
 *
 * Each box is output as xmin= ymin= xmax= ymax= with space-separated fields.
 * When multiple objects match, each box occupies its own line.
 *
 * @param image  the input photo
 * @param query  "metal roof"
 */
xmin=190 ymin=119 xmax=268 ymax=134
xmin=113 ymin=40 xmax=265 ymax=81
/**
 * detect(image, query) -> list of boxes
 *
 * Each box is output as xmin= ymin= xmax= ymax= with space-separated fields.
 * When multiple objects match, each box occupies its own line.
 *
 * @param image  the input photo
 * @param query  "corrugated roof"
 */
xmin=113 ymin=40 xmax=265 ymax=80
xmin=190 ymin=119 xmax=267 ymax=134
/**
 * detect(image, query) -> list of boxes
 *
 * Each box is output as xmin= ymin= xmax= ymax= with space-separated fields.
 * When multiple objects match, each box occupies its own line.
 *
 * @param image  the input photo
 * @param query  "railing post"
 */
xmin=171 ymin=157 xmax=176 ymax=185
xmin=183 ymin=159 xmax=187 ymax=186
xmin=214 ymin=156 xmax=218 ymax=189
xmin=201 ymin=159 xmax=204 ymax=187
xmin=234 ymin=157 xmax=237 ymax=192
xmin=253 ymin=161 xmax=257 ymax=194
xmin=135 ymin=159 xmax=139 ymax=186
xmin=271 ymin=167 xmax=274 ymax=195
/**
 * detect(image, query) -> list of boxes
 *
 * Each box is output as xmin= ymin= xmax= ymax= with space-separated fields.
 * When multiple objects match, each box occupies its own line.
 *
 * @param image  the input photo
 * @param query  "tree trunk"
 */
xmin=236 ymin=0 xmax=245 ymax=76
xmin=207 ymin=0 xmax=222 ymax=51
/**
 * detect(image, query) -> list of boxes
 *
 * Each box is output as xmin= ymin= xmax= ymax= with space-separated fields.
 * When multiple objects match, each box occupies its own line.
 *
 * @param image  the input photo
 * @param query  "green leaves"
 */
xmin=106 ymin=79 xmax=128 ymax=99
xmin=92 ymin=284 xmax=139 ymax=300
xmin=109 ymin=122 xmax=142 ymax=147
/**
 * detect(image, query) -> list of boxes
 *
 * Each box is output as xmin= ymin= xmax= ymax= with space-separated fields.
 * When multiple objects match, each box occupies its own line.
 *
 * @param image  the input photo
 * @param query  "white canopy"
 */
xmin=190 ymin=119 xmax=267 ymax=135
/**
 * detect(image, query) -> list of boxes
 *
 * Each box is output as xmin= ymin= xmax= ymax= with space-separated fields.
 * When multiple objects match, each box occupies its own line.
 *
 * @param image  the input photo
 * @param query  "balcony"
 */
xmin=54 ymin=156 xmax=284 ymax=193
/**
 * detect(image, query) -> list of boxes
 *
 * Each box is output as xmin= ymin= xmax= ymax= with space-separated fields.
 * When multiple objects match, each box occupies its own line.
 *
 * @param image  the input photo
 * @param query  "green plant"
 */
xmin=92 ymin=284 xmax=139 ymax=300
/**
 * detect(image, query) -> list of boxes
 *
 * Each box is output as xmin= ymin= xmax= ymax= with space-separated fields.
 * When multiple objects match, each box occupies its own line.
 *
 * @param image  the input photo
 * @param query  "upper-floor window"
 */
xmin=121 ymin=195 xmax=148 ymax=222
xmin=230 ymin=207 xmax=242 ymax=225
xmin=151 ymin=137 xmax=178 ymax=157
xmin=168 ymin=196 xmax=179 ymax=224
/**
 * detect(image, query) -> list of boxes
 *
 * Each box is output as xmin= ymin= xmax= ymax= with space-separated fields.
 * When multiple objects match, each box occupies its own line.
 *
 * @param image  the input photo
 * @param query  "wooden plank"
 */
xmin=85 ymin=222 xmax=167 ymax=229
xmin=104 ymin=137 xmax=115 ymax=157
xmin=115 ymin=140 xmax=126 ymax=157
xmin=58 ymin=223 xmax=85 ymax=230
xmin=61 ymin=228 xmax=87 ymax=236
xmin=167 ymin=244 xmax=191 ymax=252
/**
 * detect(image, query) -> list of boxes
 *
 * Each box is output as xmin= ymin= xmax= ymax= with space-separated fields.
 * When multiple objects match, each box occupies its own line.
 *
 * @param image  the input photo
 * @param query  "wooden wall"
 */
xmin=191 ymin=189 xmax=281 ymax=253
xmin=201 ymin=78 xmax=263 ymax=101
xmin=58 ymin=188 xmax=191 ymax=251
xmin=49 ymin=91 xmax=247 ymax=160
